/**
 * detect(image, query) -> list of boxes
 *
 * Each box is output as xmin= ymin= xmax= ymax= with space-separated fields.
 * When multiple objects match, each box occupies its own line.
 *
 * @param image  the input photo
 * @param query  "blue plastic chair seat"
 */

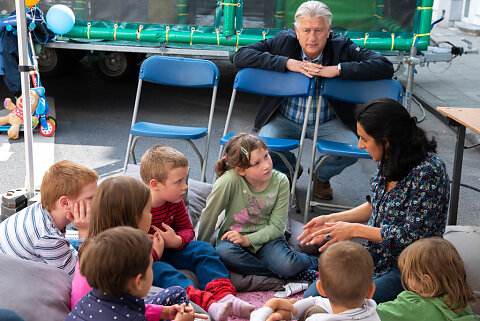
xmin=316 ymin=140 xmax=371 ymax=159
xmin=131 ymin=122 xmax=207 ymax=139
xmin=220 ymin=133 xmax=299 ymax=152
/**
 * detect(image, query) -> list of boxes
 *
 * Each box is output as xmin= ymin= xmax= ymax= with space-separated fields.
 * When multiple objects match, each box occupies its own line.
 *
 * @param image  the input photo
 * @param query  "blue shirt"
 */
xmin=279 ymin=51 xmax=333 ymax=125
xmin=365 ymin=152 xmax=450 ymax=277
xmin=66 ymin=289 xmax=147 ymax=320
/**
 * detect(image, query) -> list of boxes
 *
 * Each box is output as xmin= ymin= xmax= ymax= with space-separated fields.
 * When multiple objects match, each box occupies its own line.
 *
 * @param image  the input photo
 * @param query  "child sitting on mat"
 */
xmin=140 ymin=145 xmax=254 ymax=321
xmin=377 ymin=237 xmax=479 ymax=321
xmin=67 ymin=226 xmax=203 ymax=321
xmin=198 ymin=133 xmax=318 ymax=283
xmin=251 ymin=241 xmax=379 ymax=321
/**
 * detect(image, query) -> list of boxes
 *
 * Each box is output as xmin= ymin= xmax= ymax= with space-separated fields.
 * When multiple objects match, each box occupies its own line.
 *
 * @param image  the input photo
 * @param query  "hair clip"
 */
xmin=222 ymin=156 xmax=227 ymax=160
xmin=241 ymin=147 xmax=248 ymax=156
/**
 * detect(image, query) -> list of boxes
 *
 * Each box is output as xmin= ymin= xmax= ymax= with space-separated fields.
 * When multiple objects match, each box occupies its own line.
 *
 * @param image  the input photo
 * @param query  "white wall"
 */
xmin=461 ymin=1 xmax=480 ymax=26
xmin=433 ymin=0 xmax=464 ymax=27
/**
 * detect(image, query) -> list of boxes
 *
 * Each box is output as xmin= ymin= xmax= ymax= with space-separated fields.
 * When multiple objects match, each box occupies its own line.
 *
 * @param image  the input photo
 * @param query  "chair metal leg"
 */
xmin=304 ymin=94 xmax=322 ymax=222
xmin=123 ymin=134 xmax=134 ymax=173
xmin=305 ymin=154 xmax=354 ymax=221
xmin=304 ymin=155 xmax=331 ymax=222
xmin=130 ymin=136 xmax=141 ymax=165
xmin=185 ymin=140 xmax=205 ymax=182
xmin=273 ymin=151 xmax=300 ymax=214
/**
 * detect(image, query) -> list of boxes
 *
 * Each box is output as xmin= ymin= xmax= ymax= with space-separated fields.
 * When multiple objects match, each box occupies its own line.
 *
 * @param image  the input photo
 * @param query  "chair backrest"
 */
xmin=233 ymin=68 xmax=315 ymax=97
xmin=321 ymin=77 xmax=403 ymax=104
xmin=139 ymin=55 xmax=219 ymax=88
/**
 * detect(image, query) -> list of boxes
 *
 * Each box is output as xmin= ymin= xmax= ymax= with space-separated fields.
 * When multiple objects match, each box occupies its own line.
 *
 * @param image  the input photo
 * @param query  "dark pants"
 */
xmin=152 ymin=241 xmax=230 ymax=290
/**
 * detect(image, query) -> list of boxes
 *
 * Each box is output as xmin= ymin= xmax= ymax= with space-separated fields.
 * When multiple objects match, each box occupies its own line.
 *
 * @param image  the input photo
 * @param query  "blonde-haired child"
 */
xmin=70 ymin=176 xmax=198 ymax=321
xmin=198 ymin=133 xmax=318 ymax=282
xmin=140 ymin=145 xmax=254 ymax=321
xmin=377 ymin=237 xmax=479 ymax=321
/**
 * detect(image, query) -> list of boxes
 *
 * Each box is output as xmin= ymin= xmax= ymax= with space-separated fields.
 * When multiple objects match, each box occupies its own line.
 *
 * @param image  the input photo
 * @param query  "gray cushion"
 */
xmin=287 ymin=218 xmax=321 ymax=255
xmin=180 ymin=269 xmax=286 ymax=292
xmin=0 ymin=254 xmax=72 ymax=321
xmin=444 ymin=225 xmax=480 ymax=314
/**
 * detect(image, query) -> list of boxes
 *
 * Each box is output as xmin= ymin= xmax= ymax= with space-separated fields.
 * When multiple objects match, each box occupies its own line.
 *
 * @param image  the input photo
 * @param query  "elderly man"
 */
xmin=233 ymin=1 xmax=394 ymax=200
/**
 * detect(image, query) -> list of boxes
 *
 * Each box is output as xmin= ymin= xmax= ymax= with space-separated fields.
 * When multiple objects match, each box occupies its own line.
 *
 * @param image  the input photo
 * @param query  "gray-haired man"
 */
xmin=234 ymin=1 xmax=393 ymax=200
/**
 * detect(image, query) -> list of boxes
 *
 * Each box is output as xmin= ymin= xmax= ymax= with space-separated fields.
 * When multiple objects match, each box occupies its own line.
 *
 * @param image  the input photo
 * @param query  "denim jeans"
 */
xmin=216 ymin=237 xmax=318 ymax=278
xmin=303 ymin=265 xmax=402 ymax=303
xmin=152 ymin=241 xmax=230 ymax=290
xmin=259 ymin=111 xmax=358 ymax=181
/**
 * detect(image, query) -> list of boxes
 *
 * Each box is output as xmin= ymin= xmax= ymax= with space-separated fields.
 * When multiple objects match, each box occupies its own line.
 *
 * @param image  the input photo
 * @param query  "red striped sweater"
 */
xmin=149 ymin=200 xmax=195 ymax=251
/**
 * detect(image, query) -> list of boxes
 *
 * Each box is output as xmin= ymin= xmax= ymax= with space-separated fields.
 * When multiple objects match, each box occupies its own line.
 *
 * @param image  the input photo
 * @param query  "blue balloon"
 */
xmin=46 ymin=4 xmax=75 ymax=35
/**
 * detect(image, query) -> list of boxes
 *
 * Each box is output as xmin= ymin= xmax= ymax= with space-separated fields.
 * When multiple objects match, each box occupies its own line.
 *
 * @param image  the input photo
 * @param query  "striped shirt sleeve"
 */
xmin=150 ymin=201 xmax=194 ymax=250
xmin=35 ymin=235 xmax=78 ymax=276
xmin=170 ymin=201 xmax=194 ymax=249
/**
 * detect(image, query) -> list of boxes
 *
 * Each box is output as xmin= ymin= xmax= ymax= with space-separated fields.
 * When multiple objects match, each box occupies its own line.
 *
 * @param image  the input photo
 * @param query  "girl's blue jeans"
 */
xmin=216 ymin=237 xmax=318 ymax=278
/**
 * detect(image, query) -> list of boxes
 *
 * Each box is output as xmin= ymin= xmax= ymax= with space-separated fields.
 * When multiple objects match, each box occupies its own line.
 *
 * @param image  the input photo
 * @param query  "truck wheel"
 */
xmin=38 ymin=47 xmax=65 ymax=77
xmin=94 ymin=52 xmax=136 ymax=80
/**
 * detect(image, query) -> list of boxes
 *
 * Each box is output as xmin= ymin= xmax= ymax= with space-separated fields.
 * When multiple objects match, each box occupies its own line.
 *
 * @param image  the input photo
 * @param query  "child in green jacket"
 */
xmin=377 ymin=237 xmax=479 ymax=321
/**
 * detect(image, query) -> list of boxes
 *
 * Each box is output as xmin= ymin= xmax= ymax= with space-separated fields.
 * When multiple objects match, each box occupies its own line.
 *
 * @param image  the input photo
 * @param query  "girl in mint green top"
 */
xmin=377 ymin=237 xmax=479 ymax=321
xmin=198 ymin=133 xmax=318 ymax=280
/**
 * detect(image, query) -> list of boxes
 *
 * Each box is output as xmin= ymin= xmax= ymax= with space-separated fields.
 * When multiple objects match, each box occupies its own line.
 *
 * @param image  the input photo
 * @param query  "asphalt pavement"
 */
xmin=0 ymin=24 xmax=479 ymax=226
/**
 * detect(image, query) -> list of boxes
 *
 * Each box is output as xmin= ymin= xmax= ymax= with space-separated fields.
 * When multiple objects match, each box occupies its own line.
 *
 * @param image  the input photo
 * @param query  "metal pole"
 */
xmin=448 ymin=123 xmax=465 ymax=225
xmin=403 ymin=46 xmax=417 ymax=112
xmin=15 ymin=0 xmax=35 ymax=198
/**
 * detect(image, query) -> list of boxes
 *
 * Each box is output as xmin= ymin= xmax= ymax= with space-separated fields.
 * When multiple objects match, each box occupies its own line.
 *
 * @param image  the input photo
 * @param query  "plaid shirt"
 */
xmin=279 ymin=52 xmax=333 ymax=125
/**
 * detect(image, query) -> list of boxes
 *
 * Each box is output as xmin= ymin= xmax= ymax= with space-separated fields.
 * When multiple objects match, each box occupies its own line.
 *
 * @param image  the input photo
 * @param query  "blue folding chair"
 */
xmin=123 ymin=56 xmax=220 ymax=182
xmin=220 ymin=68 xmax=315 ymax=212
xmin=304 ymin=77 xmax=404 ymax=220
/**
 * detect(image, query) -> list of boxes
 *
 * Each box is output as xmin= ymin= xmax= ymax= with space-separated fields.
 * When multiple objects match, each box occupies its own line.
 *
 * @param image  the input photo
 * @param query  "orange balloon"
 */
xmin=25 ymin=0 xmax=40 ymax=6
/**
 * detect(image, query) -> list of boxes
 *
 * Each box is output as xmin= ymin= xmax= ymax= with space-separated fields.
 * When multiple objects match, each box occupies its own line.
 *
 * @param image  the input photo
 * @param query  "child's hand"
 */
xmin=67 ymin=200 xmax=91 ymax=239
xmin=153 ymin=224 xmax=183 ymax=249
xmin=171 ymin=303 xmax=208 ymax=321
xmin=161 ymin=304 xmax=188 ymax=320
xmin=150 ymin=230 xmax=164 ymax=258
xmin=185 ymin=303 xmax=209 ymax=320
xmin=221 ymin=230 xmax=251 ymax=247
xmin=266 ymin=312 xmax=288 ymax=321
xmin=264 ymin=298 xmax=297 ymax=313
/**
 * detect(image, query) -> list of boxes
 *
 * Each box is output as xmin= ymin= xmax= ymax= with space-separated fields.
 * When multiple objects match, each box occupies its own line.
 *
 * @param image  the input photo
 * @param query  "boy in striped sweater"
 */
xmin=140 ymin=145 xmax=254 ymax=321
xmin=0 ymin=160 xmax=97 ymax=276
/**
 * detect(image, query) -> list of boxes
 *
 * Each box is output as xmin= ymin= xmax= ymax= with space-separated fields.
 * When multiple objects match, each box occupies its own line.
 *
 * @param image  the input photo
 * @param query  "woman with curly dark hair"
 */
xmin=298 ymin=98 xmax=450 ymax=304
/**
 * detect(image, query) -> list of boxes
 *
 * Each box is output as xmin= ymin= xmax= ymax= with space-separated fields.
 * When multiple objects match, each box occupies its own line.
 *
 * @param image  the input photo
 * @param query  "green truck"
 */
xmin=0 ymin=0 xmax=435 ymax=79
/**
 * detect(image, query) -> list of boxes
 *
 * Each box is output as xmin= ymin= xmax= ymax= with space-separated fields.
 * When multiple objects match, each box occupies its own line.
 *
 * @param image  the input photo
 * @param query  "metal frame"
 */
xmin=123 ymin=57 xmax=219 ymax=182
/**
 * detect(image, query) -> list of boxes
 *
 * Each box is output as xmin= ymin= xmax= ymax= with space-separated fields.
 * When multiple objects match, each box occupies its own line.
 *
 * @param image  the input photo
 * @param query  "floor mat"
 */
xmin=230 ymin=291 xmax=304 ymax=321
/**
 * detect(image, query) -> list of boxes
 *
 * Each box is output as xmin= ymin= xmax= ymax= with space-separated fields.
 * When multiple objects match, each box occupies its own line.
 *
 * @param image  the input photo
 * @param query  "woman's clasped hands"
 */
xmin=297 ymin=216 xmax=356 ymax=252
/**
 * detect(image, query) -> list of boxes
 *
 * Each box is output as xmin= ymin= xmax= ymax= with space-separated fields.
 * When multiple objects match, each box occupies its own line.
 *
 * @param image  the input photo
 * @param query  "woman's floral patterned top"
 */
xmin=365 ymin=152 xmax=450 ymax=277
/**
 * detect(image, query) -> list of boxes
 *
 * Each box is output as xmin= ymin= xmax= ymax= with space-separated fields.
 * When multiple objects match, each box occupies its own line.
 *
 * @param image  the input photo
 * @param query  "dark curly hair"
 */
xmin=356 ymin=98 xmax=437 ymax=182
